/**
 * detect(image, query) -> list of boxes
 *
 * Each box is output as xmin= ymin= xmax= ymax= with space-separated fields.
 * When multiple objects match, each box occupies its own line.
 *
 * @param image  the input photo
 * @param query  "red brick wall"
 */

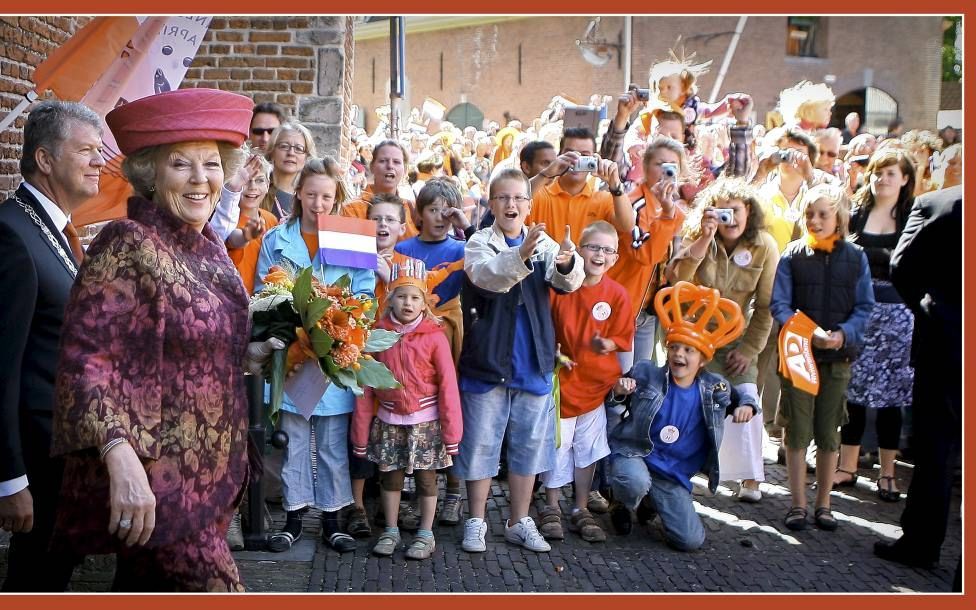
xmin=0 ymin=16 xmax=92 ymax=196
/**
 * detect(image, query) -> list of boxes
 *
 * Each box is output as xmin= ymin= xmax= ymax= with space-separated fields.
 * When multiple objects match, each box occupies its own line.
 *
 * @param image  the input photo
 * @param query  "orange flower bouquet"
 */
xmin=250 ymin=265 xmax=401 ymax=422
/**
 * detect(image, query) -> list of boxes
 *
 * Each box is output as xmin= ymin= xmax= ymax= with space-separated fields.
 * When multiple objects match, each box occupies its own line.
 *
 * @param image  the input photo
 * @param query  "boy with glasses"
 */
xmin=455 ymin=168 xmax=583 ymax=553
xmin=538 ymin=221 xmax=634 ymax=543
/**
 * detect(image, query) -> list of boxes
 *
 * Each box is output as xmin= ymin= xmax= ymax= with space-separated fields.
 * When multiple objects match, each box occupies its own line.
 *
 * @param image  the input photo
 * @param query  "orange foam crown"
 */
xmin=653 ymin=281 xmax=745 ymax=360
xmin=388 ymin=258 xmax=429 ymax=295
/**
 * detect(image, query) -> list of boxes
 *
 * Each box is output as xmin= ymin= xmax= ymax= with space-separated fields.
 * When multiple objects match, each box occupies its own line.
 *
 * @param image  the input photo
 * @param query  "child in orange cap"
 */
xmin=606 ymin=281 xmax=757 ymax=551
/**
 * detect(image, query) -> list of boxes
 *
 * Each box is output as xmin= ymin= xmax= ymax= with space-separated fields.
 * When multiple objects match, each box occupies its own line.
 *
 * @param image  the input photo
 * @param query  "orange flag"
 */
xmin=32 ymin=17 xmax=141 ymax=101
xmin=778 ymin=311 xmax=823 ymax=396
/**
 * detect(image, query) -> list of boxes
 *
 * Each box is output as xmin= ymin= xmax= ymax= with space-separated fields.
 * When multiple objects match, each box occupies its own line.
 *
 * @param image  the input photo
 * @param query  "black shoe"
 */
xmin=345 ymin=505 xmax=372 ymax=538
xmin=322 ymin=511 xmax=358 ymax=553
xmin=635 ymin=496 xmax=658 ymax=526
xmin=268 ymin=509 xmax=304 ymax=552
xmin=609 ymin=501 xmax=632 ymax=535
xmin=873 ymin=540 xmax=938 ymax=569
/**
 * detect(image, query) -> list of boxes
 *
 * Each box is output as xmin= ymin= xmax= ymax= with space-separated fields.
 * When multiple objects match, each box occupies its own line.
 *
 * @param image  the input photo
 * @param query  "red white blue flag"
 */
xmin=318 ymin=215 xmax=378 ymax=270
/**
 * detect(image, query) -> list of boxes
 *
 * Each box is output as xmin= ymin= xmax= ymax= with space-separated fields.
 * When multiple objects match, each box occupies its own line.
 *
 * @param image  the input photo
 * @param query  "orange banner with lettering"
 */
xmin=778 ymin=311 xmax=821 ymax=396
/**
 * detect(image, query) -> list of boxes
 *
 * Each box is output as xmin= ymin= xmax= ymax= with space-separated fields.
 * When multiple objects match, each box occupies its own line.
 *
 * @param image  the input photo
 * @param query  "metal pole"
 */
xmin=623 ymin=16 xmax=633 ymax=89
xmin=708 ymin=16 xmax=749 ymax=104
xmin=389 ymin=16 xmax=405 ymax=140
xmin=243 ymin=372 xmax=268 ymax=550
xmin=0 ymin=91 xmax=38 ymax=133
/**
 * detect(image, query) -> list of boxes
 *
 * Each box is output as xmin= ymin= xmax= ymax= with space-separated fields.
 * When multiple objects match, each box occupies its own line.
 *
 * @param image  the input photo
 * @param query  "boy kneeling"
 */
xmin=607 ymin=281 xmax=757 ymax=551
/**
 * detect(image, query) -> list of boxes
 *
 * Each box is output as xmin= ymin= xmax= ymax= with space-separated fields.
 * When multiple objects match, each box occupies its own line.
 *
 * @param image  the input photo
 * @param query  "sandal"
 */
xmin=568 ymin=508 xmax=607 ymax=543
xmin=832 ymin=468 xmax=858 ymax=488
xmin=538 ymin=505 xmax=565 ymax=540
xmin=814 ymin=506 xmax=838 ymax=531
xmin=267 ymin=529 xmax=300 ymax=552
xmin=876 ymin=476 xmax=902 ymax=503
xmin=784 ymin=506 xmax=808 ymax=531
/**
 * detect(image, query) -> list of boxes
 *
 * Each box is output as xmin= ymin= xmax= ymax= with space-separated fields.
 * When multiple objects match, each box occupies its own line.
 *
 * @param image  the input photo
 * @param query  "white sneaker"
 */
xmin=738 ymin=484 xmax=762 ymax=503
xmin=462 ymin=517 xmax=488 ymax=552
xmin=505 ymin=516 xmax=551 ymax=552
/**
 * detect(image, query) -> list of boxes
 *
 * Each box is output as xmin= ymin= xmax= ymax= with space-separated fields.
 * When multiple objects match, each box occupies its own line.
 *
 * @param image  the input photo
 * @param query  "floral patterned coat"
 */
xmin=50 ymin=197 xmax=251 ymax=553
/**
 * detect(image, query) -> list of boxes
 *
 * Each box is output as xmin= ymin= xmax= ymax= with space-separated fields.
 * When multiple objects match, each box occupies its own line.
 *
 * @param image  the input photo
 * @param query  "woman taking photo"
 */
xmin=833 ymin=149 xmax=916 ymax=502
xmin=50 ymin=88 xmax=279 ymax=591
xmin=261 ymin=121 xmax=318 ymax=219
xmin=666 ymin=178 xmax=779 ymax=503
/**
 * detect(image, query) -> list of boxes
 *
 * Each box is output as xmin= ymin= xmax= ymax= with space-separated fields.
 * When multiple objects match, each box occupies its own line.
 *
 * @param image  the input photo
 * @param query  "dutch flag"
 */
xmin=317 ymin=215 xmax=378 ymax=270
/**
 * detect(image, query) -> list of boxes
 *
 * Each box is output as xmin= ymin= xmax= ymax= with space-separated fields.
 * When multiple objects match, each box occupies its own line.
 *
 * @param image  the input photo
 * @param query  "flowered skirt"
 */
xmin=847 ymin=301 xmax=914 ymax=409
xmin=366 ymin=418 xmax=453 ymax=473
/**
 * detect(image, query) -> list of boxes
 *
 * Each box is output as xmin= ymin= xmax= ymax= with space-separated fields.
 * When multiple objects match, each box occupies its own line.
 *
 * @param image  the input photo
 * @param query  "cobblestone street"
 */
xmin=1 ymin=453 xmax=960 ymax=593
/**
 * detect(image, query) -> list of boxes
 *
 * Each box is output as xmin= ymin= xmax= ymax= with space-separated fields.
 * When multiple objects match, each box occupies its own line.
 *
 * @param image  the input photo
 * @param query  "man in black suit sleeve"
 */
xmin=875 ymin=185 xmax=962 ymax=582
xmin=0 ymin=100 xmax=104 ymax=591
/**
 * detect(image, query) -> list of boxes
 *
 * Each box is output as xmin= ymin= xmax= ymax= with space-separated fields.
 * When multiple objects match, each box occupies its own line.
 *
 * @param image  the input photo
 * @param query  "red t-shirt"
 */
xmin=550 ymin=277 xmax=635 ymax=418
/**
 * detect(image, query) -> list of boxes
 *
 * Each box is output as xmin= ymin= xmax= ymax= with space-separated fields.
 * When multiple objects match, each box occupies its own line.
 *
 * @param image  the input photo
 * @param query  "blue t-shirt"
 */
xmin=459 ymin=233 xmax=552 ymax=396
xmin=395 ymin=236 xmax=466 ymax=305
xmin=644 ymin=380 xmax=709 ymax=492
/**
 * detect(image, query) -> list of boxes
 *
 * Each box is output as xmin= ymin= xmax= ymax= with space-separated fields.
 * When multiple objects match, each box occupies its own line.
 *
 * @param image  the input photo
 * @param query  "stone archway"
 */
xmin=445 ymin=102 xmax=485 ymax=129
xmin=833 ymin=87 xmax=898 ymax=135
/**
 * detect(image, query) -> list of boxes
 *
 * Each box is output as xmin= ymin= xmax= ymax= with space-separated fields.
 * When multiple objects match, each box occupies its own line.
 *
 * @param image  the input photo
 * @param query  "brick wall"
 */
xmin=182 ymin=16 xmax=353 ymax=161
xmin=0 ymin=16 xmax=356 ymax=201
xmin=353 ymin=16 xmax=944 ymax=134
xmin=0 ymin=16 xmax=92 ymax=196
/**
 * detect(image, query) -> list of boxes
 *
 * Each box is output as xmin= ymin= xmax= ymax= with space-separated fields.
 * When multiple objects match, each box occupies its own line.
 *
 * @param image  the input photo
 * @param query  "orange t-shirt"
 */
xmin=341 ymin=185 xmax=420 ymax=241
xmin=550 ymin=277 xmax=635 ymax=418
xmin=528 ymin=179 xmax=615 ymax=245
xmin=607 ymin=183 xmax=685 ymax=314
xmin=227 ymin=208 xmax=279 ymax=294
xmin=301 ymin=230 xmax=318 ymax=261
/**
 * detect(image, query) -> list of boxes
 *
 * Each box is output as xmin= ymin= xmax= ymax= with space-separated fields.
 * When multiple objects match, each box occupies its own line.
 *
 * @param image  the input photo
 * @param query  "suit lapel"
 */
xmin=15 ymin=185 xmax=78 ymax=277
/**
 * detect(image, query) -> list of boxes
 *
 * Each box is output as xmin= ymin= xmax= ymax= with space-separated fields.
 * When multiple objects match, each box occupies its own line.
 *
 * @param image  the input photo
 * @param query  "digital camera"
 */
xmin=661 ymin=162 xmax=678 ymax=182
xmin=714 ymin=208 xmax=735 ymax=225
xmin=770 ymin=149 xmax=797 ymax=164
xmin=634 ymin=88 xmax=651 ymax=102
xmin=573 ymin=155 xmax=598 ymax=173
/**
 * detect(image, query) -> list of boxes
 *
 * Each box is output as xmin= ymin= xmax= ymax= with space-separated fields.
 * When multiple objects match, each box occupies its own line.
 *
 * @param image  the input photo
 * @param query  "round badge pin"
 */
xmin=592 ymin=301 xmax=612 ymax=321
xmin=660 ymin=425 xmax=680 ymax=444
xmin=733 ymin=249 xmax=752 ymax=266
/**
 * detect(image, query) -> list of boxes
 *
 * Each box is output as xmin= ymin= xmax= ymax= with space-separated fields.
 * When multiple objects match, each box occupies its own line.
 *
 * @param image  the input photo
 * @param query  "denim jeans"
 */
xmin=610 ymin=456 xmax=705 ymax=551
xmin=280 ymin=412 xmax=354 ymax=512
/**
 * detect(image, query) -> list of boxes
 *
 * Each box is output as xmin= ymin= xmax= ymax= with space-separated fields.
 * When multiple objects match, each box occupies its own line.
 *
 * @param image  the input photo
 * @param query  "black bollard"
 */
xmin=244 ymin=372 xmax=269 ymax=550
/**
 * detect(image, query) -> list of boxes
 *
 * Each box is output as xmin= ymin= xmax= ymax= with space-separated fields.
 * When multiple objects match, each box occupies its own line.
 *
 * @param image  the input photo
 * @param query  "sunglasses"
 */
xmin=251 ymin=127 xmax=275 ymax=136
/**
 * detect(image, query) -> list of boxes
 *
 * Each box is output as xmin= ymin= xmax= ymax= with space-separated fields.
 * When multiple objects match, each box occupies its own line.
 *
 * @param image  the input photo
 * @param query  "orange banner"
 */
xmin=778 ymin=311 xmax=822 ymax=396
xmin=32 ymin=17 xmax=140 ymax=100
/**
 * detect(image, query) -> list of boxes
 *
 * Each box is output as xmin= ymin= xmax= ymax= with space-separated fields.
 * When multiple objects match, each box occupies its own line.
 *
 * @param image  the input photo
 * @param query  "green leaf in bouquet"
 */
xmin=333 ymin=274 xmax=352 ymax=290
xmin=291 ymin=267 xmax=313 ymax=319
xmin=268 ymin=349 xmax=286 ymax=425
xmin=304 ymin=297 xmax=331 ymax=331
xmin=332 ymin=365 xmax=362 ymax=396
xmin=309 ymin=326 xmax=334 ymax=358
xmin=356 ymin=357 xmax=402 ymax=390
xmin=364 ymin=328 xmax=401 ymax=353
xmin=321 ymin=354 xmax=339 ymax=376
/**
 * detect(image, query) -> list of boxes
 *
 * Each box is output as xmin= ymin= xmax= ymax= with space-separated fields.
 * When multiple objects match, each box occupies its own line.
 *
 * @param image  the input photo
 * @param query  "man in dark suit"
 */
xmin=875 ymin=185 xmax=961 ymax=582
xmin=0 ymin=100 xmax=104 ymax=591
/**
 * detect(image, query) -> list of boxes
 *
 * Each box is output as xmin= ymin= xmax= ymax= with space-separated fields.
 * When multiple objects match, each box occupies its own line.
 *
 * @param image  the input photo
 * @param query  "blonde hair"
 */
xmin=682 ymin=178 xmax=766 ymax=242
xmin=648 ymin=45 xmax=711 ymax=106
xmin=122 ymin=141 xmax=244 ymax=200
xmin=262 ymin=121 xmax=318 ymax=213
xmin=579 ymin=220 xmax=619 ymax=247
xmin=800 ymin=183 xmax=850 ymax=237
xmin=383 ymin=283 xmax=442 ymax=323
xmin=777 ymin=81 xmax=835 ymax=126
xmin=642 ymin=135 xmax=692 ymax=180
xmin=289 ymin=156 xmax=349 ymax=224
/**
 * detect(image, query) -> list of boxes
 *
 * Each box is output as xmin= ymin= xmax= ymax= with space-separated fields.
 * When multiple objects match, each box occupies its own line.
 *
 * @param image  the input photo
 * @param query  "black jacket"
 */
xmin=0 ymin=185 xmax=79 ymax=483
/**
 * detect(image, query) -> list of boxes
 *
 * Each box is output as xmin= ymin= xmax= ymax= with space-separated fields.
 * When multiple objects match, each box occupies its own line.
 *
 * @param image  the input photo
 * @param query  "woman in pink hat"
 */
xmin=49 ymin=88 xmax=278 ymax=591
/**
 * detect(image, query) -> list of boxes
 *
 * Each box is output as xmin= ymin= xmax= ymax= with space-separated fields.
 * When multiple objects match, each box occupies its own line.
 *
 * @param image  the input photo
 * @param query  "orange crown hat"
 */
xmin=106 ymin=88 xmax=254 ymax=155
xmin=388 ymin=259 xmax=429 ymax=296
xmin=653 ymin=281 xmax=745 ymax=361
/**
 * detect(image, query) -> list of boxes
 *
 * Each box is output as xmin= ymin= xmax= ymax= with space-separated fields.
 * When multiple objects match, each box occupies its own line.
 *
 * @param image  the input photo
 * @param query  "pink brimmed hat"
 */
xmin=106 ymin=88 xmax=254 ymax=155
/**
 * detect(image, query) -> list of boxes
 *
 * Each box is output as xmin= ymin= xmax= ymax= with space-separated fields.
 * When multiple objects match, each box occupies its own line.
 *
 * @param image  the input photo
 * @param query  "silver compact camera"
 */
xmin=770 ymin=148 xmax=798 ymax=164
xmin=661 ymin=162 xmax=678 ymax=182
xmin=714 ymin=208 xmax=735 ymax=225
xmin=573 ymin=155 xmax=598 ymax=173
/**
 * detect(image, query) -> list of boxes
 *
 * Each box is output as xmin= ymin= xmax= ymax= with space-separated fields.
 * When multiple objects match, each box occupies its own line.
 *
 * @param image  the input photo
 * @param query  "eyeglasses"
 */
xmin=581 ymin=244 xmax=618 ymax=255
xmin=251 ymin=127 xmax=275 ymax=136
xmin=490 ymin=195 xmax=531 ymax=204
xmin=370 ymin=215 xmax=402 ymax=225
xmin=276 ymin=142 xmax=307 ymax=155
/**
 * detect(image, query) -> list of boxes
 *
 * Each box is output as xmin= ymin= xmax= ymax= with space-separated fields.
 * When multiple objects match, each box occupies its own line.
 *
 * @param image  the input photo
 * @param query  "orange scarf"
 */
xmin=805 ymin=232 xmax=839 ymax=252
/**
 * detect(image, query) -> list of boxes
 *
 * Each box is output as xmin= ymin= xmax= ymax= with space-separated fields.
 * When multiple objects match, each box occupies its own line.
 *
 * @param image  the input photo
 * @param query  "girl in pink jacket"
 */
xmin=351 ymin=260 xmax=462 ymax=560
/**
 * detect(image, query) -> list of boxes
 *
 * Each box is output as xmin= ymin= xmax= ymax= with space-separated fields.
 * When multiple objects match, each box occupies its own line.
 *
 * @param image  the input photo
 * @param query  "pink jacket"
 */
xmin=351 ymin=315 xmax=462 ymax=456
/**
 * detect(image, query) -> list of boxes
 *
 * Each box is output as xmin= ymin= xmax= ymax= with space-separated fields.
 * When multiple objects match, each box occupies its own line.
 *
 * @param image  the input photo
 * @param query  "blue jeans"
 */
xmin=610 ymin=456 xmax=705 ymax=551
xmin=280 ymin=412 xmax=354 ymax=512
xmin=454 ymin=386 xmax=556 ymax=480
